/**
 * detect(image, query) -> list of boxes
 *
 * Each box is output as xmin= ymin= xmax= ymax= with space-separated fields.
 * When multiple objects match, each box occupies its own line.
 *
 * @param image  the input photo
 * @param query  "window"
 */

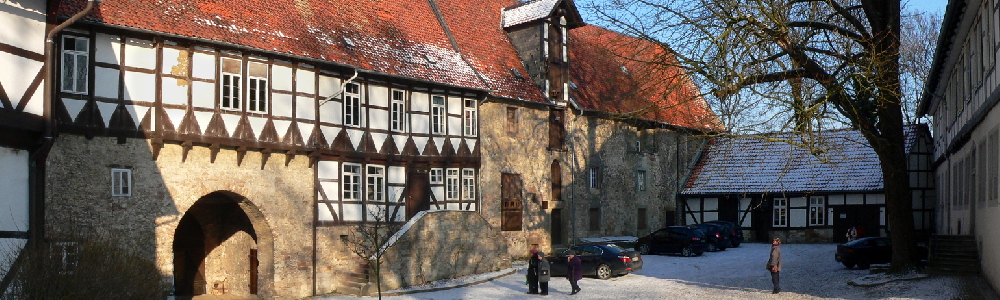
xmin=431 ymin=95 xmax=446 ymax=134
xmin=343 ymin=164 xmax=362 ymax=201
xmin=430 ymin=168 xmax=444 ymax=184
xmin=247 ymin=62 xmax=268 ymax=113
xmin=61 ymin=36 xmax=89 ymax=93
xmin=773 ymin=198 xmax=788 ymax=227
xmin=560 ymin=16 xmax=568 ymax=63
xmin=809 ymin=196 xmax=825 ymax=226
xmin=366 ymin=165 xmax=385 ymax=202
xmin=344 ymin=83 xmax=362 ymax=127
xmin=589 ymin=167 xmax=599 ymax=189
xmin=220 ymin=58 xmax=242 ymax=110
xmin=464 ymin=99 xmax=477 ymax=136
xmin=506 ymin=107 xmax=518 ymax=135
xmin=589 ymin=208 xmax=600 ymax=231
xmin=551 ymin=160 xmax=562 ymax=201
xmin=391 ymin=89 xmax=406 ymax=132
xmin=636 ymin=170 xmax=646 ymax=191
xmin=462 ymin=169 xmax=476 ymax=201
xmin=637 ymin=208 xmax=647 ymax=230
xmin=446 ymin=168 xmax=460 ymax=200
xmin=111 ymin=168 xmax=131 ymax=197
xmin=548 ymin=109 xmax=565 ymax=150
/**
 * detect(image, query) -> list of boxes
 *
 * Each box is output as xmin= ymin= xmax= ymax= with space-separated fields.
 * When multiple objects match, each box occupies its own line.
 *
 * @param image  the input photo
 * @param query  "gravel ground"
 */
xmin=314 ymin=243 xmax=980 ymax=300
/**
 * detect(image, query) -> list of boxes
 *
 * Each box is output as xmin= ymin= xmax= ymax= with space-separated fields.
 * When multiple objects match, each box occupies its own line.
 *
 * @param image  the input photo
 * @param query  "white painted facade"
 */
xmin=921 ymin=0 xmax=1000 ymax=290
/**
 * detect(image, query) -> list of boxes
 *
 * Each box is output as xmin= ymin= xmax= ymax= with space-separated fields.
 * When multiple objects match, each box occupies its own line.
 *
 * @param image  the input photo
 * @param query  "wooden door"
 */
xmin=406 ymin=172 xmax=431 ymax=220
xmin=501 ymin=174 xmax=523 ymax=231
xmin=551 ymin=209 xmax=563 ymax=245
xmin=249 ymin=249 xmax=258 ymax=294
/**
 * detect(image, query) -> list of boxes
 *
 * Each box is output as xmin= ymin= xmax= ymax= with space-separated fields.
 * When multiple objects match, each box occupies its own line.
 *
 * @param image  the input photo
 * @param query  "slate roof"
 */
xmin=681 ymin=125 xmax=924 ymax=195
xmin=57 ymin=0 xmax=717 ymax=129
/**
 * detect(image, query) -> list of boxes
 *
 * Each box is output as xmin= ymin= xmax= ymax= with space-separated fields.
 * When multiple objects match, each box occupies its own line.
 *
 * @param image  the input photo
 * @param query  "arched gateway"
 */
xmin=173 ymin=191 xmax=274 ymax=298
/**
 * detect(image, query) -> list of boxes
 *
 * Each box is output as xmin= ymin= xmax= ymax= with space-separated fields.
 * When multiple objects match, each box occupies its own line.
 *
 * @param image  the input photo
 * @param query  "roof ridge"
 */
xmin=427 ymin=0 xmax=494 ymax=93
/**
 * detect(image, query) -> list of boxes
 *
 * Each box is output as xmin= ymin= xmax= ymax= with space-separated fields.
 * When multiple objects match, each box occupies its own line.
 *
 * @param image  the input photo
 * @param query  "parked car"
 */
xmin=695 ymin=223 xmax=730 ymax=251
xmin=548 ymin=243 xmax=643 ymax=280
xmin=634 ymin=225 xmax=708 ymax=257
xmin=834 ymin=237 xmax=929 ymax=269
xmin=705 ymin=220 xmax=744 ymax=247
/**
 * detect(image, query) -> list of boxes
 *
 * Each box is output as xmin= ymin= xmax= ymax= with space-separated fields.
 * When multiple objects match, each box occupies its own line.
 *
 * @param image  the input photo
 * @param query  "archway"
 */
xmin=173 ymin=191 xmax=274 ymax=298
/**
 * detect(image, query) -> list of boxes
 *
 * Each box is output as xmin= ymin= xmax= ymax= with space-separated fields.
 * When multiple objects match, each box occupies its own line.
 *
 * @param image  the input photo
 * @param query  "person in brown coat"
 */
xmin=766 ymin=238 xmax=782 ymax=294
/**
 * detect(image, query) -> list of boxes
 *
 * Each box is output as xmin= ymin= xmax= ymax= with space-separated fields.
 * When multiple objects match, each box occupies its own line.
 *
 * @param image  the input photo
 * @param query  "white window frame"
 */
xmin=344 ymin=82 xmax=362 ymax=127
xmin=462 ymin=169 xmax=476 ymax=201
xmin=430 ymin=168 xmax=444 ymax=184
xmin=220 ymin=57 xmax=242 ymax=110
xmin=247 ymin=61 xmax=268 ymax=113
xmin=773 ymin=198 xmax=788 ymax=227
xmin=636 ymin=170 xmax=646 ymax=191
xmin=52 ymin=242 xmax=79 ymax=275
xmin=446 ymin=168 xmax=460 ymax=200
xmin=111 ymin=168 xmax=131 ymax=197
xmin=463 ymin=98 xmax=477 ymax=137
xmin=366 ymin=165 xmax=385 ymax=202
xmin=391 ymin=89 xmax=407 ymax=132
xmin=809 ymin=196 xmax=825 ymax=226
xmin=431 ymin=95 xmax=446 ymax=134
xmin=589 ymin=167 xmax=599 ymax=189
xmin=61 ymin=36 xmax=89 ymax=94
xmin=343 ymin=163 xmax=362 ymax=201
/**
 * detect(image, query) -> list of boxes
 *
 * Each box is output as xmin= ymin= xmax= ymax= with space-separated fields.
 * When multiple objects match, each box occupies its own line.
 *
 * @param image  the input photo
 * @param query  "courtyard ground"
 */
xmin=313 ymin=243 xmax=998 ymax=300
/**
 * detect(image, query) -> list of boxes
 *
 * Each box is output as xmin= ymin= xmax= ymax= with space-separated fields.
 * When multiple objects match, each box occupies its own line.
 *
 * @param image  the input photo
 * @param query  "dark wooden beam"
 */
xmin=260 ymin=148 xmax=272 ymax=170
xmin=209 ymin=144 xmax=221 ymax=163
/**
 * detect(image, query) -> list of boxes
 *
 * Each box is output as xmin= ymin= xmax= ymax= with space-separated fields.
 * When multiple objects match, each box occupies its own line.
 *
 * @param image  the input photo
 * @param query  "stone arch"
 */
xmin=172 ymin=191 xmax=274 ymax=298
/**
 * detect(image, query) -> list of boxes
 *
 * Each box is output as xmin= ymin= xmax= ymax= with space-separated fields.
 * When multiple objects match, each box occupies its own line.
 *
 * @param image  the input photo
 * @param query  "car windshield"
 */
xmin=601 ymin=244 xmax=626 ymax=254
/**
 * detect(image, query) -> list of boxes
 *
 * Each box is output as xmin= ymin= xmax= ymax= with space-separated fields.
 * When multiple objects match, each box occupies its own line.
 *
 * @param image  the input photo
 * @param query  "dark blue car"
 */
xmin=635 ymin=225 xmax=709 ymax=257
xmin=548 ymin=244 xmax=643 ymax=280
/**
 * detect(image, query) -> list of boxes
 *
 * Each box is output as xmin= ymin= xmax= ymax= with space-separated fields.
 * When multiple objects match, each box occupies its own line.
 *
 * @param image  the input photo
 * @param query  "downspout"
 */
xmin=568 ymin=106 xmax=576 ymax=245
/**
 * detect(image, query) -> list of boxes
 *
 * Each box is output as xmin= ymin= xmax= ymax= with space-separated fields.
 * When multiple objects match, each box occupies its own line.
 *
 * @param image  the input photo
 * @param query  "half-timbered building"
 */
xmin=918 ymin=0 xmax=1000 ymax=290
xmin=1 ymin=0 xmax=719 ymax=298
xmin=680 ymin=125 xmax=935 ymax=244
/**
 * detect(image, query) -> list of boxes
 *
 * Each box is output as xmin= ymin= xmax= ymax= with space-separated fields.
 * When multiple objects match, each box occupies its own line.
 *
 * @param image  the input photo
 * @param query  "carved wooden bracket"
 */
xmin=181 ymin=141 xmax=193 ymax=162
xmin=151 ymin=138 xmax=164 ymax=161
xmin=285 ymin=150 xmax=296 ymax=166
xmin=308 ymin=151 xmax=321 ymax=168
xmin=236 ymin=146 xmax=247 ymax=166
xmin=260 ymin=148 xmax=272 ymax=170
xmin=209 ymin=144 xmax=221 ymax=163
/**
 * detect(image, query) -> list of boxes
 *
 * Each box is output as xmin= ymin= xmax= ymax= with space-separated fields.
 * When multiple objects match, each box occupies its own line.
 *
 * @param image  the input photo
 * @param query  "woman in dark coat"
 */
xmin=766 ymin=238 xmax=782 ymax=294
xmin=566 ymin=250 xmax=582 ymax=295
xmin=527 ymin=249 xmax=539 ymax=294
xmin=537 ymin=251 xmax=551 ymax=295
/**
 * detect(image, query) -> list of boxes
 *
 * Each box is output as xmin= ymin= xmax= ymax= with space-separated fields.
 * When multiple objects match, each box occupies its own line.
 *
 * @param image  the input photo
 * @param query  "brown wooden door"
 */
xmin=551 ymin=209 xmax=563 ymax=245
xmin=249 ymin=249 xmax=258 ymax=294
xmin=406 ymin=172 xmax=431 ymax=220
xmin=501 ymin=173 xmax=523 ymax=231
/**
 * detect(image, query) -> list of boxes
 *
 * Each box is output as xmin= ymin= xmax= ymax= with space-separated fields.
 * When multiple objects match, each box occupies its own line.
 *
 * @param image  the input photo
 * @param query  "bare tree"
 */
xmin=345 ymin=201 xmax=403 ymax=299
xmin=587 ymin=0 xmax=927 ymax=272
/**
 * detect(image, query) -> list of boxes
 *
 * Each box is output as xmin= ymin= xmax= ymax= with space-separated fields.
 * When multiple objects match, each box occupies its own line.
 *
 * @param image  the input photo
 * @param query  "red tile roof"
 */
xmin=568 ymin=25 xmax=723 ymax=130
xmin=57 ymin=0 xmax=718 ymax=128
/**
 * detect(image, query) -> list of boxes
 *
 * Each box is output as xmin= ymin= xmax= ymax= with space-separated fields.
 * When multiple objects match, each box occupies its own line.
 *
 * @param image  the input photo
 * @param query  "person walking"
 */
xmin=766 ymin=238 xmax=782 ymax=294
xmin=566 ymin=250 xmax=582 ymax=295
xmin=537 ymin=251 xmax=551 ymax=295
xmin=527 ymin=249 xmax=540 ymax=294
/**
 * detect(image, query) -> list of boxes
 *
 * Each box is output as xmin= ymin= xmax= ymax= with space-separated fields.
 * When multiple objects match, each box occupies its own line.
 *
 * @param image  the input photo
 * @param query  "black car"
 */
xmin=695 ymin=223 xmax=730 ymax=251
xmin=835 ymin=237 xmax=928 ymax=269
xmin=705 ymin=220 xmax=744 ymax=247
xmin=548 ymin=244 xmax=643 ymax=279
xmin=635 ymin=225 xmax=708 ymax=257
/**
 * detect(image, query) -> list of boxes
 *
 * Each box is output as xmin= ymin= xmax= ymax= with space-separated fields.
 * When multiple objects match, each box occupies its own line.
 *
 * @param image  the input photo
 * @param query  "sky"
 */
xmin=905 ymin=0 xmax=949 ymax=14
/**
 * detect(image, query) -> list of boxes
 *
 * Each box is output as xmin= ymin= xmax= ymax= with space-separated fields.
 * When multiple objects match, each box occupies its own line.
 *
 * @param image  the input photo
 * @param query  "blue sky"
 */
xmin=906 ymin=0 xmax=949 ymax=13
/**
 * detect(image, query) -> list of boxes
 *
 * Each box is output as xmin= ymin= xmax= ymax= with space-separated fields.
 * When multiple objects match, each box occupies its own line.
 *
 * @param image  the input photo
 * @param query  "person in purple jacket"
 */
xmin=566 ymin=250 xmax=582 ymax=295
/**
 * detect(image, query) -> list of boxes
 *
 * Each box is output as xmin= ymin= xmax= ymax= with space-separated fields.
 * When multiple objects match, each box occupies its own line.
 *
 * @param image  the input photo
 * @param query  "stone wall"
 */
xmin=45 ymin=135 xmax=315 ymax=299
xmin=376 ymin=210 xmax=510 ymax=290
xmin=480 ymin=99 xmax=705 ymax=257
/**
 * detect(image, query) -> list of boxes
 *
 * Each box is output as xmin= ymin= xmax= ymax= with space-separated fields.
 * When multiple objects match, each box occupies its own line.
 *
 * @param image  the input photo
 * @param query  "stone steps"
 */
xmin=337 ymin=262 xmax=371 ymax=296
xmin=928 ymin=235 xmax=980 ymax=275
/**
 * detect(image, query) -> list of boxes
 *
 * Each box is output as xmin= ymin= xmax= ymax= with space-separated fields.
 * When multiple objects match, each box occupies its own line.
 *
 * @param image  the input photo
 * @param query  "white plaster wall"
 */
xmin=272 ymin=65 xmax=293 ymax=92
xmin=369 ymin=85 xmax=388 ymax=108
xmin=161 ymin=77 xmax=188 ymax=106
xmin=317 ymin=75 xmax=339 ymax=98
xmin=0 ymin=51 xmax=43 ymax=111
xmin=411 ymin=92 xmax=429 ymax=112
xmin=447 ymin=96 xmax=461 ymax=115
xmin=0 ymin=0 xmax=45 ymax=53
xmin=192 ymin=81 xmax=214 ymax=109
xmin=94 ymin=67 xmax=120 ymax=99
xmin=123 ymin=71 xmax=155 ymax=103
xmin=411 ymin=114 xmax=429 ymax=134
xmin=272 ymin=93 xmax=293 ymax=118
xmin=447 ymin=116 xmax=461 ymax=136
xmin=703 ymin=198 xmax=718 ymax=210
xmin=123 ymin=38 xmax=156 ymax=70
xmin=790 ymin=208 xmax=806 ymax=227
xmin=296 ymin=69 xmax=315 ymax=94
xmin=191 ymin=52 xmax=215 ymax=80
xmin=94 ymin=33 xmax=122 ymax=64
xmin=845 ymin=194 xmax=863 ymax=205
xmin=0 ymin=147 xmax=28 ymax=232
xmin=295 ymin=95 xmax=315 ymax=120
xmin=370 ymin=109 xmax=389 ymax=131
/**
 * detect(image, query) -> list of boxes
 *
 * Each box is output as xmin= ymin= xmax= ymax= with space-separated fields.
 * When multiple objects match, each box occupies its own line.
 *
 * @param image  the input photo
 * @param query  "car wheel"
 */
xmin=842 ymin=261 xmax=856 ymax=269
xmin=638 ymin=244 xmax=651 ymax=255
xmin=707 ymin=243 xmax=718 ymax=252
xmin=732 ymin=242 xmax=740 ymax=247
xmin=857 ymin=258 xmax=871 ymax=269
xmin=596 ymin=264 xmax=612 ymax=280
xmin=682 ymin=246 xmax=693 ymax=257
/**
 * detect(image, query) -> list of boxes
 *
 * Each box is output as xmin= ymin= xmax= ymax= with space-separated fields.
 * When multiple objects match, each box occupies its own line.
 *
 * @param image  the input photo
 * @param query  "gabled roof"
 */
xmin=501 ymin=0 xmax=583 ymax=29
xmin=569 ymin=25 xmax=723 ymax=131
xmin=681 ymin=124 xmax=927 ymax=195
